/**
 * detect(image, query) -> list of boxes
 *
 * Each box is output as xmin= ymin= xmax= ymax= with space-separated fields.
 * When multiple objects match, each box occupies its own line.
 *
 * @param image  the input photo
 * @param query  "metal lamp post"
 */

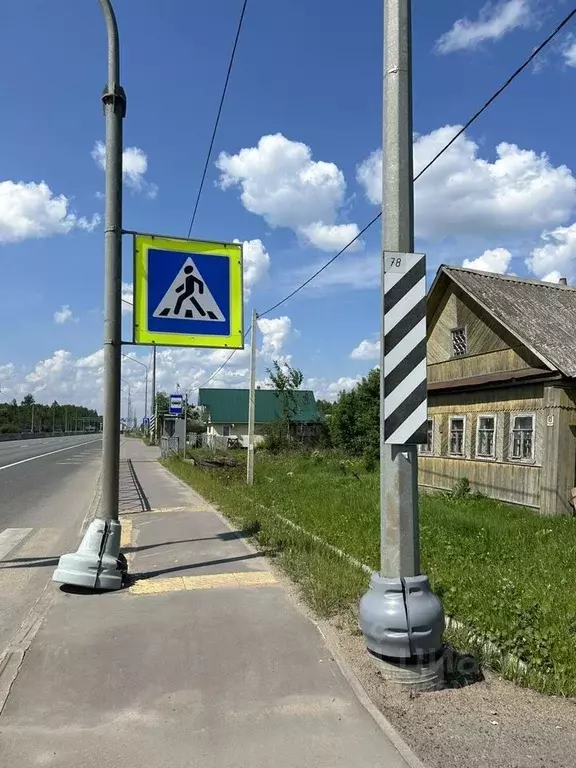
xmin=122 ymin=354 xmax=149 ymax=423
xmin=53 ymin=0 xmax=126 ymax=590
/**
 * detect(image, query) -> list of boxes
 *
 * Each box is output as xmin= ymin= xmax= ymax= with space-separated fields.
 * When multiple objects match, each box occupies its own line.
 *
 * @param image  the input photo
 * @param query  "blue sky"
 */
xmin=1 ymin=0 xmax=576 ymax=415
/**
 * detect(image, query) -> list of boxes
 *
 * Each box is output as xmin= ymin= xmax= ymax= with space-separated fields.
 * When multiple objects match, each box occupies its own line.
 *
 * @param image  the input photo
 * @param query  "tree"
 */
xmin=155 ymin=391 xmax=169 ymax=416
xmin=329 ymin=368 xmax=380 ymax=468
xmin=21 ymin=394 xmax=35 ymax=407
xmin=316 ymin=399 xmax=334 ymax=418
xmin=263 ymin=360 xmax=306 ymax=452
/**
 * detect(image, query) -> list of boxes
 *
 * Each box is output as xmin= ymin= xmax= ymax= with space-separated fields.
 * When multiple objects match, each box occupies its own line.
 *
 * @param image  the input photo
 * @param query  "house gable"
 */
xmin=427 ymin=276 xmax=550 ymax=385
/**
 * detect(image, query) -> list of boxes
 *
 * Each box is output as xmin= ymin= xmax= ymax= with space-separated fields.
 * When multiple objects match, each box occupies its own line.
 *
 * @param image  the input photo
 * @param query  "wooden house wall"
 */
xmin=427 ymin=286 xmax=547 ymax=377
xmin=419 ymin=384 xmax=545 ymax=508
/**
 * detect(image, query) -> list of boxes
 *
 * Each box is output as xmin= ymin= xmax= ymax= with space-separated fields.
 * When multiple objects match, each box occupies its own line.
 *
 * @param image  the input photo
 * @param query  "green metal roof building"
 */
xmin=198 ymin=388 xmax=320 ymax=424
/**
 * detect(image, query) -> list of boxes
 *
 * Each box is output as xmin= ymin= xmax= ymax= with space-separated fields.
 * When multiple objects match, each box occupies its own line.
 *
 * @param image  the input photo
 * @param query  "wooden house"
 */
xmin=422 ymin=266 xmax=576 ymax=516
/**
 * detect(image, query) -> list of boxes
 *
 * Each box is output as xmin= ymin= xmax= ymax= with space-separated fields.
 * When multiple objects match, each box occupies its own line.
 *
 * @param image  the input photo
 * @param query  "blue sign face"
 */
xmin=147 ymin=248 xmax=231 ymax=338
xmin=169 ymin=394 xmax=184 ymax=415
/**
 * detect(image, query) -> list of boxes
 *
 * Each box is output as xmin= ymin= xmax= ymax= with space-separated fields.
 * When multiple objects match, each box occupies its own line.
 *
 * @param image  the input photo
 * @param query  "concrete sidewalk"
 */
xmin=0 ymin=438 xmax=416 ymax=768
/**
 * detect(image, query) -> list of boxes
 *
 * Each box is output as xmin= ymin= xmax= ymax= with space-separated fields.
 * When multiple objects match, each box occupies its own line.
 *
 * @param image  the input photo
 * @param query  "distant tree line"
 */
xmin=0 ymin=394 xmax=100 ymax=434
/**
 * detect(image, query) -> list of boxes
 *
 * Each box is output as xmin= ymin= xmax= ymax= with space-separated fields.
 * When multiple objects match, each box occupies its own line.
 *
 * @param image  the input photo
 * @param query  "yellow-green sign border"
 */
xmin=133 ymin=233 xmax=244 ymax=349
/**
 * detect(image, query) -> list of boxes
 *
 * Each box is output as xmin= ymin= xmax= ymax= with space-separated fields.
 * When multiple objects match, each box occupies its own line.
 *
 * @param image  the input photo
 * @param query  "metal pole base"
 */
xmin=53 ymin=519 xmax=126 ymax=591
xmin=368 ymin=651 xmax=444 ymax=692
xmin=359 ymin=573 xmax=444 ymax=691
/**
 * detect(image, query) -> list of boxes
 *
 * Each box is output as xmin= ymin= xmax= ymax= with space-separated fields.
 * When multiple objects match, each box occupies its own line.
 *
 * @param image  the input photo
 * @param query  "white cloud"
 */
xmin=357 ymin=126 xmax=576 ymax=241
xmin=563 ymin=36 xmax=576 ymax=67
xmin=121 ymin=282 xmax=134 ymax=315
xmin=92 ymin=141 xmax=158 ymax=198
xmin=216 ymin=133 xmax=360 ymax=252
xmin=350 ymin=339 xmax=380 ymax=361
xmin=0 ymin=311 xmax=295 ymax=415
xmin=0 ymin=180 xmax=100 ymax=244
xmin=436 ymin=0 xmax=532 ymax=54
xmin=541 ymin=270 xmax=562 ymax=283
xmin=299 ymin=222 xmax=361 ymax=252
xmin=526 ymin=222 xmax=576 ymax=281
xmin=257 ymin=316 xmax=292 ymax=360
xmin=306 ymin=375 xmax=363 ymax=402
xmin=462 ymin=247 xmax=512 ymax=273
xmin=53 ymin=305 xmax=78 ymax=324
xmin=235 ymin=238 xmax=270 ymax=300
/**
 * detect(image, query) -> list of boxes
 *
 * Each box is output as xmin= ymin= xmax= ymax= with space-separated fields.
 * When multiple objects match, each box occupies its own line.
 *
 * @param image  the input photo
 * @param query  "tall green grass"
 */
xmin=165 ymin=451 xmax=576 ymax=695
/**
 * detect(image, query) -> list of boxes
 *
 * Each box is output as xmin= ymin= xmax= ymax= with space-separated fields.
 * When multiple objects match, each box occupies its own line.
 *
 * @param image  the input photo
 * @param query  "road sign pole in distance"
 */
xmin=133 ymin=234 xmax=244 ymax=350
xmin=358 ymin=0 xmax=444 ymax=692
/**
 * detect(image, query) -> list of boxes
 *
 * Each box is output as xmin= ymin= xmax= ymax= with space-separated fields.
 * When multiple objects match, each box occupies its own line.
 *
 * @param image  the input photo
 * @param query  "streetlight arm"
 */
xmin=98 ymin=0 xmax=120 ymax=87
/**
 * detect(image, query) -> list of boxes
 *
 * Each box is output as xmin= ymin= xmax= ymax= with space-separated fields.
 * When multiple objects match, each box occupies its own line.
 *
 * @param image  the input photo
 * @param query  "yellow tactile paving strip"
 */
xmin=129 ymin=571 xmax=277 ymax=595
xmin=120 ymin=519 xmax=133 ymax=548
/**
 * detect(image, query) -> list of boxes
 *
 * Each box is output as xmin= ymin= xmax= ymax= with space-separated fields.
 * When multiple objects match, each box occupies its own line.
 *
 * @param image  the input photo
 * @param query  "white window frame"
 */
xmin=509 ymin=413 xmax=535 ymax=463
xmin=419 ymin=417 xmax=434 ymax=455
xmin=451 ymin=326 xmax=468 ymax=357
xmin=475 ymin=414 xmax=497 ymax=460
xmin=448 ymin=416 xmax=466 ymax=457
xmin=222 ymin=424 xmax=231 ymax=437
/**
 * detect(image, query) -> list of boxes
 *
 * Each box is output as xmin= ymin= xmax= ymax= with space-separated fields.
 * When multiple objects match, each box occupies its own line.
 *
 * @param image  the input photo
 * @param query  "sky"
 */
xmin=1 ymin=0 xmax=576 ymax=419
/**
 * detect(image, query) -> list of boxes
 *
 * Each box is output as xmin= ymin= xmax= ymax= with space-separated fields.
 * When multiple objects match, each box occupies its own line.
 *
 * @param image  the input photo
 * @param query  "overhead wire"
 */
xmin=186 ymin=0 xmax=249 ymax=238
xmin=196 ymin=4 xmax=576 ymax=386
xmin=257 ymin=5 xmax=576 ymax=319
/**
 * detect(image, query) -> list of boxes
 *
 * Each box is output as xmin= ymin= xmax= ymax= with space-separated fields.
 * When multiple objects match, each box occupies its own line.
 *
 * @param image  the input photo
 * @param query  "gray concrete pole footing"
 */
xmin=52 ymin=519 xmax=125 ymax=591
xmin=359 ymin=573 xmax=445 ymax=692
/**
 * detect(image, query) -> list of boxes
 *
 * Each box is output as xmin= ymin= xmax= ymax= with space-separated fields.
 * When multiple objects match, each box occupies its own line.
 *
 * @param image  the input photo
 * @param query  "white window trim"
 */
xmin=419 ymin=417 xmax=434 ymax=455
xmin=222 ymin=424 xmax=231 ymax=437
xmin=448 ymin=415 xmax=466 ymax=457
xmin=509 ymin=412 xmax=536 ymax=463
xmin=475 ymin=414 xmax=497 ymax=461
xmin=451 ymin=326 xmax=468 ymax=358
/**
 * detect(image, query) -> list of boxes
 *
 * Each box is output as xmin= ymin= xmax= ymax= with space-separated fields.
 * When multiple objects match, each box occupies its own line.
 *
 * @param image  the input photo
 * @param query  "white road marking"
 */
xmin=0 ymin=439 xmax=101 ymax=472
xmin=0 ymin=528 xmax=33 ymax=560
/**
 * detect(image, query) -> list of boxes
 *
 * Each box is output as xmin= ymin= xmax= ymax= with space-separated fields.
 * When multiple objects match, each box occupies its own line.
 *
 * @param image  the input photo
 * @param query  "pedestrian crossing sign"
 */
xmin=133 ymin=233 xmax=244 ymax=349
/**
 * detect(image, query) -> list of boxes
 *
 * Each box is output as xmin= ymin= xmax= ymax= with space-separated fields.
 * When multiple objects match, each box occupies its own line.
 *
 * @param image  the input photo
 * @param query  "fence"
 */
xmin=160 ymin=436 xmax=180 ymax=458
xmin=187 ymin=433 xmax=244 ymax=451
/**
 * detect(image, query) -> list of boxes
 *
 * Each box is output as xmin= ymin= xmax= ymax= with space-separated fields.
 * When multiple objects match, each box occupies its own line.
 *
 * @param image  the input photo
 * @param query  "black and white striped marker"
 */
xmin=383 ymin=251 xmax=427 ymax=445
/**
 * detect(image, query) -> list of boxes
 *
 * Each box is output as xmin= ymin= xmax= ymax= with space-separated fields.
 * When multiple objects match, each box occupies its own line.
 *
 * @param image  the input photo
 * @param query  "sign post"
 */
xmin=358 ymin=0 xmax=444 ymax=691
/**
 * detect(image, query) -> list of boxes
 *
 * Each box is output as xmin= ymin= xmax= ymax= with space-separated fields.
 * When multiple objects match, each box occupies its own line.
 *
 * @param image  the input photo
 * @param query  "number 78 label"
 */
xmin=384 ymin=252 xmax=408 ymax=273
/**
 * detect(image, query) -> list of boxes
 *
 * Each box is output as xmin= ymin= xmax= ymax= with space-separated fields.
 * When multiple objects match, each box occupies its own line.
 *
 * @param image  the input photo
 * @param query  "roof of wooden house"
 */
xmin=429 ymin=266 xmax=576 ymax=378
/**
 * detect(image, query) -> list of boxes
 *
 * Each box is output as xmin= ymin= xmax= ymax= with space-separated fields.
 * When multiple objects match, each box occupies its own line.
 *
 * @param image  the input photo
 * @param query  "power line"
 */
xmin=191 ymin=4 xmax=576 ymax=388
xmin=186 ymin=0 xmax=249 ymax=238
xmin=196 ymin=327 xmax=251 ymax=390
xmin=257 ymin=5 xmax=576 ymax=319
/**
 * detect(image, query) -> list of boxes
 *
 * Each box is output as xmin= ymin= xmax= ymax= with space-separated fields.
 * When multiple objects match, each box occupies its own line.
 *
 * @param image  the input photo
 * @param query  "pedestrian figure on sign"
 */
xmin=160 ymin=265 xmax=216 ymax=319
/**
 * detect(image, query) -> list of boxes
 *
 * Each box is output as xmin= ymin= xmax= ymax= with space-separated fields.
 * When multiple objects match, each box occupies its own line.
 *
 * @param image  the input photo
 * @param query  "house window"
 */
xmin=222 ymin=424 xmax=231 ymax=437
xmin=451 ymin=327 xmax=467 ymax=357
xmin=449 ymin=417 xmax=465 ymax=456
xmin=419 ymin=418 xmax=434 ymax=454
xmin=510 ymin=414 xmax=535 ymax=461
xmin=476 ymin=416 xmax=496 ymax=458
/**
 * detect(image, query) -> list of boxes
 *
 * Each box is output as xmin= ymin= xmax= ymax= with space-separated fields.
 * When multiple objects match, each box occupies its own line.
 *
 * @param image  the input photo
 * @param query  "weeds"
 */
xmin=165 ymin=450 xmax=576 ymax=696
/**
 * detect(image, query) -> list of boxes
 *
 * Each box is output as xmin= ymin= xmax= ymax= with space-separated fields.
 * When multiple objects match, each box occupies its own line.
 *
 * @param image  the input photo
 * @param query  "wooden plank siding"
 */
xmin=427 ymin=285 xmax=548 ymax=373
xmin=419 ymin=384 xmax=546 ymax=508
xmin=428 ymin=347 xmax=545 ymax=383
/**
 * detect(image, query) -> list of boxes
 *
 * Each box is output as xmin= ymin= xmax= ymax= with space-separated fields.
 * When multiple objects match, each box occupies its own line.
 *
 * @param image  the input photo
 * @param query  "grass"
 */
xmin=165 ymin=450 xmax=576 ymax=696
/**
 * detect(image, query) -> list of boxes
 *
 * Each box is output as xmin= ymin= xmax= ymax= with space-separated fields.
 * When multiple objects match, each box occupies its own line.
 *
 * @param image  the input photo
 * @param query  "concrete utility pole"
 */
xmin=247 ymin=310 xmax=257 ymax=485
xmin=53 ymin=0 xmax=126 ymax=591
xmin=359 ymin=0 xmax=444 ymax=691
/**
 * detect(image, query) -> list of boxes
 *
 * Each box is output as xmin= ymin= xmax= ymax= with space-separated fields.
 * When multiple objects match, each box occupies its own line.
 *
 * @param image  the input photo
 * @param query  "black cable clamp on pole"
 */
xmin=101 ymin=84 xmax=127 ymax=117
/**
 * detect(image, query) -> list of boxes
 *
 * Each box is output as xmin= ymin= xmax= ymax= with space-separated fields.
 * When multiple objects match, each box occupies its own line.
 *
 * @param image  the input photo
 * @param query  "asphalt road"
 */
xmin=0 ymin=435 xmax=103 ymax=655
